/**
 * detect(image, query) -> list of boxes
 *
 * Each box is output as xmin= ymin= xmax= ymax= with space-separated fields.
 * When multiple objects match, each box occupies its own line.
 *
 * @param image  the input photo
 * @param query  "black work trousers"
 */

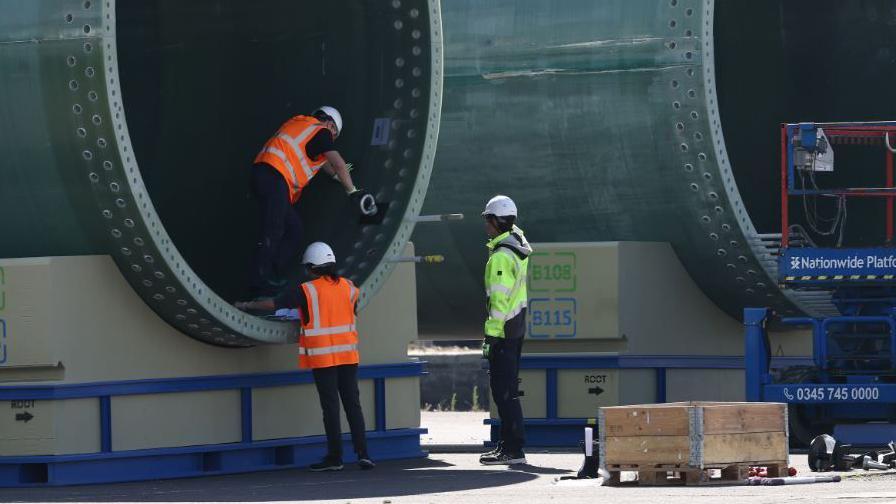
xmin=312 ymin=364 xmax=369 ymax=461
xmin=488 ymin=309 xmax=526 ymax=453
xmin=249 ymin=163 xmax=304 ymax=294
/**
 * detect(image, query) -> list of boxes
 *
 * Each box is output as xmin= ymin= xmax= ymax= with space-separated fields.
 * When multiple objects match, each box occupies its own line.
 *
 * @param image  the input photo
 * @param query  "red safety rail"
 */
xmin=781 ymin=123 xmax=896 ymax=248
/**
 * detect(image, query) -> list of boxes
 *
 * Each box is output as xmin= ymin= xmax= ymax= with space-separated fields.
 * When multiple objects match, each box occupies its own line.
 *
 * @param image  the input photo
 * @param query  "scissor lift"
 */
xmin=746 ymin=121 xmax=896 ymax=446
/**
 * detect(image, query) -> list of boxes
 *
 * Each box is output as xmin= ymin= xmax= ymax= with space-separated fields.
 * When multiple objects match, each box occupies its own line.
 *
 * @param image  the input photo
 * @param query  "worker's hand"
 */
xmin=350 ymin=189 xmax=378 ymax=216
xmin=234 ymin=301 xmax=249 ymax=311
xmin=482 ymin=336 xmax=500 ymax=359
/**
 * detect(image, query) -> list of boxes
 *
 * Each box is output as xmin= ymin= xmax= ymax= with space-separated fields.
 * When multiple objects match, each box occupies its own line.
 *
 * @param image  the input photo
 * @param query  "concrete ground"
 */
xmin=1 ymin=412 xmax=894 ymax=503
xmin=420 ymin=410 xmax=490 ymax=447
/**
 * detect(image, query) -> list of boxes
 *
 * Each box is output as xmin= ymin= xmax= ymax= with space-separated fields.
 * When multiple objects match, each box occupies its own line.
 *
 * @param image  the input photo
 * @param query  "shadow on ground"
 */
xmin=0 ymin=458 xmax=541 ymax=502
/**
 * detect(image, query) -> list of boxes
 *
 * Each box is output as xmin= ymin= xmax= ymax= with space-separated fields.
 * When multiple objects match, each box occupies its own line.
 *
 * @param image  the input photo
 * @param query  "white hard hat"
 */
xmin=482 ymin=195 xmax=518 ymax=217
xmin=314 ymin=106 xmax=343 ymax=135
xmin=302 ymin=241 xmax=336 ymax=267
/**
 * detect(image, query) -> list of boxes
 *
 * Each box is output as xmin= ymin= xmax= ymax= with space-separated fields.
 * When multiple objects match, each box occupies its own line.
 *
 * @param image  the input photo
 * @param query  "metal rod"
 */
xmin=888 ymin=147 xmax=894 ymax=242
xmin=781 ymin=124 xmax=790 ymax=248
xmin=387 ymin=255 xmax=445 ymax=264
xmin=407 ymin=213 xmax=464 ymax=223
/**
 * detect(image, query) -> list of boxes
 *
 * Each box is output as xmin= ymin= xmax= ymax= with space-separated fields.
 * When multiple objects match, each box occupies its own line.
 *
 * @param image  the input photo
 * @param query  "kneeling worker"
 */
xmin=236 ymin=242 xmax=374 ymax=471
xmin=250 ymin=106 xmax=374 ymax=296
xmin=479 ymin=195 xmax=532 ymax=465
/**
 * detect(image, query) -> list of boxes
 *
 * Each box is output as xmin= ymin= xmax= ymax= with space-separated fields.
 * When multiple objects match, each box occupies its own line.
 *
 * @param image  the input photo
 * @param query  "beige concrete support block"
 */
xmin=556 ymin=369 xmax=619 ymax=418
xmin=111 ymin=391 xmax=241 ymax=451
xmin=0 ymin=398 xmax=99 ymax=456
xmin=665 ymin=369 xmax=745 ymax=402
xmin=251 ymin=380 xmax=375 ymax=441
xmin=490 ymin=369 xmax=545 ymax=419
xmin=386 ymin=377 xmax=421 ymax=430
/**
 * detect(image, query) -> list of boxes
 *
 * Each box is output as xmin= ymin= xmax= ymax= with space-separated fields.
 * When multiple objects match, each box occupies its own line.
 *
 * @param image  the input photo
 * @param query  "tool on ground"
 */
xmin=862 ymin=455 xmax=890 ymax=470
xmin=747 ymin=475 xmax=841 ymax=486
xmin=809 ymin=434 xmax=854 ymax=472
xmin=880 ymin=441 xmax=896 ymax=467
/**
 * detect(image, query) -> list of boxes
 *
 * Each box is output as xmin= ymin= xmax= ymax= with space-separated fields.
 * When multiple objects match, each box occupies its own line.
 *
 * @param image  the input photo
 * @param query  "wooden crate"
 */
xmin=598 ymin=401 xmax=788 ymax=485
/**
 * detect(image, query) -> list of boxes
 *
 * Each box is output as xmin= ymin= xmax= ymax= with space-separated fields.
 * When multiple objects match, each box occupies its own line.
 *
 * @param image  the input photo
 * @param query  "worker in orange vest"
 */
xmin=249 ymin=106 xmax=375 ymax=296
xmin=236 ymin=242 xmax=374 ymax=471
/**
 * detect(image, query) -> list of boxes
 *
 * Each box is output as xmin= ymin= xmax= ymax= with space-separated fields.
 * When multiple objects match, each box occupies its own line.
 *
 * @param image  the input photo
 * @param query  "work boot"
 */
xmin=480 ymin=441 xmax=504 ymax=461
xmin=309 ymin=456 xmax=343 ymax=472
xmin=480 ymin=450 xmax=526 ymax=466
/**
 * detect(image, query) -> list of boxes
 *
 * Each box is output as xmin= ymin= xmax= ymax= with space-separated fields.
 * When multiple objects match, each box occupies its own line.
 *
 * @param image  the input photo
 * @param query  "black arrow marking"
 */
xmin=15 ymin=411 xmax=33 ymax=423
xmin=588 ymin=386 xmax=604 ymax=397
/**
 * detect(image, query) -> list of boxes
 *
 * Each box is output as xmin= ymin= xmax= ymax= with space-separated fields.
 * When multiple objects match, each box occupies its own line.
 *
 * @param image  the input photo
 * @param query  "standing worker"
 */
xmin=478 ymin=195 xmax=532 ymax=465
xmin=250 ymin=106 xmax=376 ymax=296
xmin=235 ymin=242 xmax=375 ymax=472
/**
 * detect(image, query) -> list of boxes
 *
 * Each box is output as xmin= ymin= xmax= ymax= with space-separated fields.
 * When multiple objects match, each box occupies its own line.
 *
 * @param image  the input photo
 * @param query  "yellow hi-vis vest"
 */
xmin=484 ymin=230 xmax=529 ymax=338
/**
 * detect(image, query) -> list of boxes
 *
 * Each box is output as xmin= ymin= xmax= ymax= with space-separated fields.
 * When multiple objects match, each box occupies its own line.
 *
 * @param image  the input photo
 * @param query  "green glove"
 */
xmin=482 ymin=340 xmax=491 ymax=359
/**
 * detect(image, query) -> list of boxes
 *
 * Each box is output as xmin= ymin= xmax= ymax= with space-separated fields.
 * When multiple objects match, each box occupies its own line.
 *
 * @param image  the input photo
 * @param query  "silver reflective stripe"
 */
xmin=278 ymin=124 xmax=322 ymax=180
xmin=305 ymin=343 xmax=358 ymax=356
xmin=490 ymin=300 xmax=527 ymax=323
xmin=487 ymin=284 xmax=512 ymax=296
xmin=262 ymin=147 xmax=300 ymax=190
xmin=303 ymin=324 xmax=356 ymax=337
xmin=505 ymin=300 xmax=526 ymax=321
xmin=304 ymin=282 xmax=321 ymax=329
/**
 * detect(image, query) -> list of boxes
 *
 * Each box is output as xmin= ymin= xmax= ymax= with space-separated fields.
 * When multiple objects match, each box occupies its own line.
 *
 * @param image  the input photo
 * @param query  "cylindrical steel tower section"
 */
xmin=415 ymin=0 xmax=896 ymax=338
xmin=0 ymin=0 xmax=443 ymax=345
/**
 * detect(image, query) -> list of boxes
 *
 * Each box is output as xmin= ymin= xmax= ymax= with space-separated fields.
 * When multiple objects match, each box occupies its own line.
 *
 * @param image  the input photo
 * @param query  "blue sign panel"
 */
xmin=779 ymin=247 xmax=896 ymax=281
xmin=527 ymin=297 xmax=577 ymax=339
xmin=764 ymin=383 xmax=896 ymax=404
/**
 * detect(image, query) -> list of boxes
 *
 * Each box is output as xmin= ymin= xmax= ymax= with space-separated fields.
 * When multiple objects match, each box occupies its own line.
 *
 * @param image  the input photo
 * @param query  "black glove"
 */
xmin=350 ymin=189 xmax=377 ymax=216
xmin=482 ymin=336 xmax=500 ymax=359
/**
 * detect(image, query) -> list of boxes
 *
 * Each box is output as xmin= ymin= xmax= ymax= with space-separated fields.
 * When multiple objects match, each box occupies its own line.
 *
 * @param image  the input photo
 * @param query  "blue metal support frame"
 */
xmin=374 ymin=378 xmax=387 ymax=431
xmin=240 ymin=388 xmax=252 ymax=443
xmin=98 ymin=396 xmax=111 ymax=453
xmin=655 ymin=368 xmax=667 ymax=403
xmin=0 ymin=361 xmax=427 ymax=487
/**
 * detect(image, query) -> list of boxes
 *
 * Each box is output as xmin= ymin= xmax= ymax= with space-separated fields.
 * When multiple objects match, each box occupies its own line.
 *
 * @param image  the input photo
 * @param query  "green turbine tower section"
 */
xmin=0 ymin=0 xmax=443 ymax=345
xmin=414 ymin=0 xmax=896 ymax=338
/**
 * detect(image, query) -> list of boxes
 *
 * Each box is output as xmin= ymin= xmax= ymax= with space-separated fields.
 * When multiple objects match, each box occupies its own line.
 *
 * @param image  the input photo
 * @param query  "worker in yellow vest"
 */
xmin=249 ymin=107 xmax=375 ymax=296
xmin=479 ymin=195 xmax=532 ymax=465
xmin=235 ymin=242 xmax=374 ymax=471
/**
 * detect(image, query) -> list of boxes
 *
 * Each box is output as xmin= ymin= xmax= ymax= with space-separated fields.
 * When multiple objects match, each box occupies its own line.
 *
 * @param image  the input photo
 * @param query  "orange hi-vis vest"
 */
xmin=254 ymin=115 xmax=329 ymax=204
xmin=298 ymin=277 xmax=360 ymax=369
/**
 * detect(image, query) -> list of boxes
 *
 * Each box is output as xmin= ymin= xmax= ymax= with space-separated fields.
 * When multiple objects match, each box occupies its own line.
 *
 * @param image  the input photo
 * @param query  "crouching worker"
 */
xmin=235 ymin=242 xmax=374 ymax=471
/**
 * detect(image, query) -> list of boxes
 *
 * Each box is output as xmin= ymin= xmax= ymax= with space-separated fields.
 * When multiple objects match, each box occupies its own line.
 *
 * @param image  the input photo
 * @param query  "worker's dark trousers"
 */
xmin=249 ymin=163 xmax=304 ymax=294
xmin=488 ymin=309 xmax=527 ymax=454
xmin=312 ymin=364 xmax=369 ymax=461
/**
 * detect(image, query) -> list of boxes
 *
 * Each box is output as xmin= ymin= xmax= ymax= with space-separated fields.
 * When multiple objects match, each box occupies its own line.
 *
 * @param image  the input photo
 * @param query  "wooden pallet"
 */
xmin=604 ymin=461 xmax=789 ymax=486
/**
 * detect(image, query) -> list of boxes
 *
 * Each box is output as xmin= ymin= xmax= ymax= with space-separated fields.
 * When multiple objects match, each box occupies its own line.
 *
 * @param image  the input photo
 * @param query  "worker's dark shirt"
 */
xmin=305 ymin=129 xmax=335 ymax=161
